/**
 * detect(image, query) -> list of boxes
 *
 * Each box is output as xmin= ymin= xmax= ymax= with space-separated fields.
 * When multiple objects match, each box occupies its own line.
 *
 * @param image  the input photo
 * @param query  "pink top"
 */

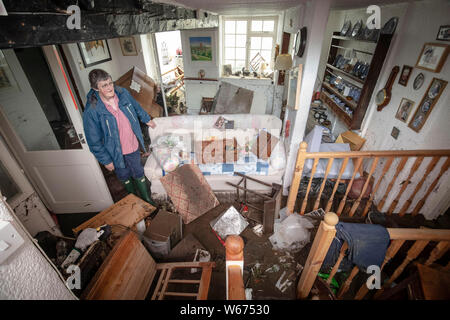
xmin=101 ymin=94 xmax=139 ymax=155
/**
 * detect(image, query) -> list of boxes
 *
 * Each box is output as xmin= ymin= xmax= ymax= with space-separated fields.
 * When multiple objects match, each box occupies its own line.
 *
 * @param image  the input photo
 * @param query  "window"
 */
xmin=222 ymin=16 xmax=278 ymax=74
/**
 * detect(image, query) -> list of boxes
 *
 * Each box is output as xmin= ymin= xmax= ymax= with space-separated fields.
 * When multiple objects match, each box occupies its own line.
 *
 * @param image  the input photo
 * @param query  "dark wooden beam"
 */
xmin=0 ymin=0 xmax=218 ymax=49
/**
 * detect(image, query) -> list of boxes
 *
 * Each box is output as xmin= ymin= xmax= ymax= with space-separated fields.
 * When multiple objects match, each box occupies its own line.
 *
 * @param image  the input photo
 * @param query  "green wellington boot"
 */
xmin=134 ymin=176 xmax=157 ymax=207
xmin=121 ymin=179 xmax=137 ymax=195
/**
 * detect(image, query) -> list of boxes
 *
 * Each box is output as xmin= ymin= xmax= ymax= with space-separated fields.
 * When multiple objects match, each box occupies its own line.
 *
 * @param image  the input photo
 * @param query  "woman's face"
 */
xmin=96 ymin=77 xmax=115 ymax=99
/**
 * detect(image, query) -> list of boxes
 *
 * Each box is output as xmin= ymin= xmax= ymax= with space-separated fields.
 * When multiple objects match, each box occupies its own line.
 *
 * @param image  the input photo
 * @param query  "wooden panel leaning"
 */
xmin=226 ymin=235 xmax=246 ymax=300
xmin=287 ymin=142 xmax=308 ymax=215
xmin=297 ymin=212 xmax=339 ymax=299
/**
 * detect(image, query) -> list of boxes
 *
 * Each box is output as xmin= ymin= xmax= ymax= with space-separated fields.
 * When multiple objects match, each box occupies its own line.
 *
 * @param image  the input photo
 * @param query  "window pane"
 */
xmin=225 ymin=20 xmax=235 ymax=34
xmin=263 ymin=20 xmax=274 ymax=32
xmin=236 ymin=35 xmax=246 ymax=48
xmin=225 ymin=35 xmax=235 ymax=47
xmin=236 ymin=21 xmax=247 ymax=34
xmin=225 ymin=47 xmax=235 ymax=59
xmin=261 ymin=50 xmax=272 ymax=62
xmin=250 ymin=37 xmax=261 ymax=50
xmin=235 ymin=48 xmax=246 ymax=59
xmin=251 ymin=20 xmax=262 ymax=32
xmin=236 ymin=60 xmax=245 ymax=71
xmin=261 ymin=37 xmax=273 ymax=50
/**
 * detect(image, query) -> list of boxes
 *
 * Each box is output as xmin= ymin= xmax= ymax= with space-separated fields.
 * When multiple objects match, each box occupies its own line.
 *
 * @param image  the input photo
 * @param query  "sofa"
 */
xmin=144 ymin=114 xmax=286 ymax=198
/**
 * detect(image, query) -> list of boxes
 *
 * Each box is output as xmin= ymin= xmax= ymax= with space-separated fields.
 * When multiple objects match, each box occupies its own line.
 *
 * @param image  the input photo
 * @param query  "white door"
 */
xmin=0 ymin=46 xmax=113 ymax=213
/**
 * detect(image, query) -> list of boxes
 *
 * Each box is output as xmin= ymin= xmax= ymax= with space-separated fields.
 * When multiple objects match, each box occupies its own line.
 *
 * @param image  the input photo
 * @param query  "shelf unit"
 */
xmin=320 ymin=31 xmax=394 ymax=130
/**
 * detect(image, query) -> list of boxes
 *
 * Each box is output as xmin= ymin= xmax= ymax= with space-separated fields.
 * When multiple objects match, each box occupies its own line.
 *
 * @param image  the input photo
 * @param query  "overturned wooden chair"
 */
xmin=82 ymin=231 xmax=215 ymax=300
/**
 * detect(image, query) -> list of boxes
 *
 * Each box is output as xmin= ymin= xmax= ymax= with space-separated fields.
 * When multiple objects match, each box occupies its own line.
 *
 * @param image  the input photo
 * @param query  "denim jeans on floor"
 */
xmin=114 ymin=149 xmax=144 ymax=181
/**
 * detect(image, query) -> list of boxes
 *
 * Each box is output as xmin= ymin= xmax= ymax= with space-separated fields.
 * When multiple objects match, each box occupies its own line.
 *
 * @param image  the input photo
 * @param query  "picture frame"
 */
xmin=398 ymin=65 xmax=413 ymax=86
xmin=77 ymin=40 xmax=112 ymax=68
xmin=408 ymin=78 xmax=447 ymax=132
xmin=395 ymin=98 xmax=415 ymax=123
xmin=436 ymin=25 xmax=450 ymax=41
xmin=286 ymin=64 xmax=303 ymax=110
xmin=189 ymin=36 xmax=212 ymax=61
xmin=415 ymin=43 xmax=449 ymax=73
xmin=119 ymin=37 xmax=138 ymax=56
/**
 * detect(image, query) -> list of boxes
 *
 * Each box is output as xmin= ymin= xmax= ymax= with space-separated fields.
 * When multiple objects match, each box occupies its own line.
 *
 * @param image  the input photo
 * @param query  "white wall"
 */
xmin=282 ymin=0 xmax=332 ymax=194
xmin=62 ymin=36 xmax=149 ymax=105
xmin=0 ymin=194 xmax=76 ymax=300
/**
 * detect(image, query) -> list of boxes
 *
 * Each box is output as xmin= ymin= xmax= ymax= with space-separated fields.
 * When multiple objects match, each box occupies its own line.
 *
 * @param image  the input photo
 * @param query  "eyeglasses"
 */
xmin=100 ymin=81 xmax=114 ymax=89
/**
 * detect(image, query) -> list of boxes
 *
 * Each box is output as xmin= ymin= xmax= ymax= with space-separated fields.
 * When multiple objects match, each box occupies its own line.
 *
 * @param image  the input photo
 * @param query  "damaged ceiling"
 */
xmin=0 ymin=0 xmax=218 ymax=49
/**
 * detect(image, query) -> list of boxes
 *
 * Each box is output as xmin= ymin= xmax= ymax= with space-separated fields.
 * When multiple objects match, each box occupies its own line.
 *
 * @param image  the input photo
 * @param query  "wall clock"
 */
xmin=294 ymin=27 xmax=307 ymax=58
xmin=376 ymin=65 xmax=400 ymax=111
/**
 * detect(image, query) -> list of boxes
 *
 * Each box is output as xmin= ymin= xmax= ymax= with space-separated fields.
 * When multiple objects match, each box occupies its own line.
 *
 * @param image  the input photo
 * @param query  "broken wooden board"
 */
xmin=82 ymin=231 xmax=157 ymax=300
xmin=160 ymin=164 xmax=220 ymax=224
xmin=163 ymin=233 xmax=207 ymax=262
xmin=72 ymin=194 xmax=156 ymax=236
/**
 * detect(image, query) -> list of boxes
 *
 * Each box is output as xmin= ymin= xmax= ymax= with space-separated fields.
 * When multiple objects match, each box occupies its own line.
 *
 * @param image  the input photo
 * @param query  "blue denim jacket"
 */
xmin=83 ymin=86 xmax=151 ymax=169
xmin=322 ymin=222 xmax=390 ymax=272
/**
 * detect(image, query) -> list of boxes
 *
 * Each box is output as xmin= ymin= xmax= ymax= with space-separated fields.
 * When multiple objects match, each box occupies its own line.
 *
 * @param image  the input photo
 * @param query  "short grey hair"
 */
xmin=88 ymin=69 xmax=112 ymax=89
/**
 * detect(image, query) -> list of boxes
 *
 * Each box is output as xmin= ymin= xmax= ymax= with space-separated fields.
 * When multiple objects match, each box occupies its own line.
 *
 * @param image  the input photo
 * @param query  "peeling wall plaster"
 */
xmin=0 ymin=197 xmax=76 ymax=300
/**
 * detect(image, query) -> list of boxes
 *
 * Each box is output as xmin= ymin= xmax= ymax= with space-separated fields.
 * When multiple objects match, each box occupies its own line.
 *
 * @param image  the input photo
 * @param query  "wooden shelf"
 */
xmin=326 ymin=64 xmax=365 ymax=85
xmin=320 ymin=91 xmax=352 ymax=127
xmin=331 ymin=35 xmax=377 ymax=44
xmin=322 ymin=82 xmax=357 ymax=110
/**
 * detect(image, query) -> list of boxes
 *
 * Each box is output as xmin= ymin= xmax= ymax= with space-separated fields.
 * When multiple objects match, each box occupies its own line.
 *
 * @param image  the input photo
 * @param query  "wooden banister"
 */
xmin=226 ymin=235 xmax=245 ymax=300
xmin=287 ymin=142 xmax=308 ymax=215
xmin=297 ymin=212 xmax=339 ymax=299
xmin=386 ymin=228 xmax=450 ymax=241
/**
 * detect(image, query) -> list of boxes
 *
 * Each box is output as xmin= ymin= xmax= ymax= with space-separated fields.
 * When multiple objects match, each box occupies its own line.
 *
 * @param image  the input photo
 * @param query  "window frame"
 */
xmin=222 ymin=16 xmax=279 ymax=75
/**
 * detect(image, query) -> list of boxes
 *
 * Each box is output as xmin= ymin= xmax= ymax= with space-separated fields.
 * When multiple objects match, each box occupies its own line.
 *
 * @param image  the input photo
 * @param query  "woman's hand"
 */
xmin=105 ymin=163 xmax=114 ymax=171
xmin=146 ymin=120 xmax=156 ymax=128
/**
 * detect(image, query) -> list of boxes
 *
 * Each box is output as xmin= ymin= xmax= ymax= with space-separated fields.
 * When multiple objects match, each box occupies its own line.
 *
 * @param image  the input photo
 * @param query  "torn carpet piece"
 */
xmin=160 ymin=164 xmax=220 ymax=224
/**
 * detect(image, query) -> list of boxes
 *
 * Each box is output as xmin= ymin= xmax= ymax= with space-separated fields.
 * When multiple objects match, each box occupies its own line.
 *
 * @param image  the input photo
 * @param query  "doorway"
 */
xmin=154 ymin=31 xmax=186 ymax=115
xmin=0 ymin=46 xmax=113 ymax=215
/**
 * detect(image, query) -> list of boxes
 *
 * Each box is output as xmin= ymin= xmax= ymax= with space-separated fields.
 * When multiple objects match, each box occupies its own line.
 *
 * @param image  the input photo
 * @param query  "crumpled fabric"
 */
xmin=75 ymin=228 xmax=103 ymax=252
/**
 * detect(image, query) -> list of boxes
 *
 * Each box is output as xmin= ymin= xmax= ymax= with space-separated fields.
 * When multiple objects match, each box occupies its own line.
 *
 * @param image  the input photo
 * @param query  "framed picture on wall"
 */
xmin=77 ymin=40 xmax=112 ymax=68
xmin=398 ymin=65 xmax=413 ymax=86
xmin=286 ymin=64 xmax=303 ymax=110
xmin=408 ymin=78 xmax=447 ymax=132
xmin=119 ymin=37 xmax=138 ymax=56
xmin=395 ymin=98 xmax=415 ymax=122
xmin=189 ymin=36 xmax=212 ymax=61
xmin=436 ymin=25 xmax=450 ymax=41
xmin=415 ymin=43 xmax=449 ymax=73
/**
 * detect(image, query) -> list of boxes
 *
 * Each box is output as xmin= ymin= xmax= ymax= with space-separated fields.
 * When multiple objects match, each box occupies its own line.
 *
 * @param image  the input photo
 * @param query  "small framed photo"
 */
xmin=398 ymin=65 xmax=413 ymax=86
xmin=408 ymin=78 xmax=448 ymax=132
xmin=77 ymin=40 xmax=112 ymax=68
xmin=395 ymin=98 xmax=415 ymax=123
xmin=119 ymin=37 xmax=138 ymax=56
xmin=436 ymin=25 xmax=450 ymax=41
xmin=415 ymin=43 xmax=449 ymax=73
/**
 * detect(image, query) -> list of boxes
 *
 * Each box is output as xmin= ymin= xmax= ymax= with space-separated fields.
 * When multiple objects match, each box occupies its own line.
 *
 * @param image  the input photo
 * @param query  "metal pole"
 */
xmin=151 ymin=33 xmax=169 ymax=117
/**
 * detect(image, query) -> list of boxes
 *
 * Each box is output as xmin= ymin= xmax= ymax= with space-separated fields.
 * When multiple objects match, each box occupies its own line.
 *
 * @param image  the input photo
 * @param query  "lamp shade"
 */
xmin=274 ymin=54 xmax=293 ymax=70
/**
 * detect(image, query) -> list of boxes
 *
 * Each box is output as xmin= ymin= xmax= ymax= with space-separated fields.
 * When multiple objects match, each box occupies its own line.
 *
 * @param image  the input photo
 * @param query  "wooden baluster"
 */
xmin=354 ymin=239 xmax=405 ymax=300
xmin=424 ymin=241 xmax=449 ymax=266
xmin=314 ymin=158 xmax=334 ymax=211
xmin=349 ymin=157 xmax=379 ymax=217
xmin=362 ymin=157 xmax=394 ymax=217
xmin=377 ymin=157 xmax=408 ymax=213
xmin=374 ymin=240 xmax=429 ymax=299
xmin=297 ymin=212 xmax=339 ymax=299
xmin=337 ymin=157 xmax=363 ymax=216
xmin=412 ymin=157 xmax=450 ymax=216
xmin=226 ymin=235 xmax=245 ymax=300
xmin=399 ymin=156 xmax=440 ymax=216
xmin=287 ymin=142 xmax=308 ymax=215
xmin=300 ymin=157 xmax=320 ymax=215
xmin=325 ymin=158 xmax=349 ymax=213
xmin=337 ymin=266 xmax=359 ymax=299
xmin=327 ymin=242 xmax=348 ymax=286
xmin=388 ymin=156 xmax=425 ymax=216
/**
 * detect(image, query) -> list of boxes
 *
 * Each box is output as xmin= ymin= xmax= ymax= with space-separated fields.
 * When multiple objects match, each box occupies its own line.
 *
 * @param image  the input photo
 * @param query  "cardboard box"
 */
xmin=195 ymin=138 xmax=238 ymax=164
xmin=251 ymin=130 xmax=279 ymax=160
xmin=143 ymin=210 xmax=182 ymax=258
xmin=115 ymin=66 xmax=163 ymax=118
